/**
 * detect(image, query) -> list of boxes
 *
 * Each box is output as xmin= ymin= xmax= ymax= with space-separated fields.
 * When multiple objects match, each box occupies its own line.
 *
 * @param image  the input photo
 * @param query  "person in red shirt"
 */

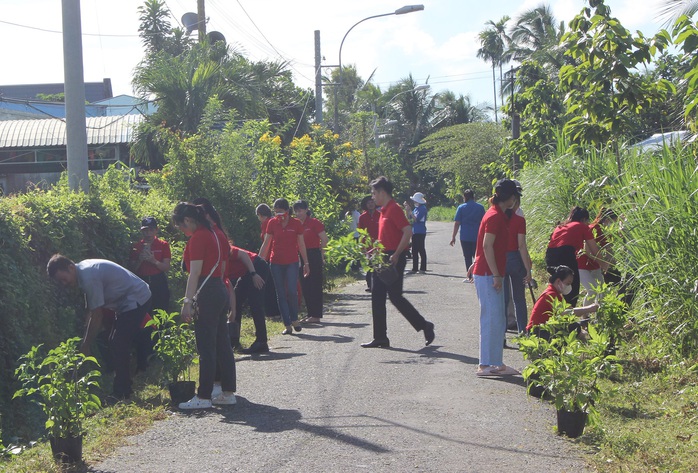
xmin=361 ymin=176 xmax=435 ymax=348
xmin=526 ymin=265 xmax=599 ymax=336
xmin=226 ymin=245 xmax=270 ymax=354
xmin=293 ymin=200 xmax=328 ymax=324
xmin=256 ymin=204 xmax=281 ymax=318
xmin=358 ymin=195 xmax=381 ymax=291
xmin=545 ymin=206 xmax=605 ymax=307
xmin=173 ymin=202 xmax=236 ymax=409
xmin=578 ymin=208 xmax=617 ymax=304
xmin=130 ymin=216 xmax=171 ymax=313
xmin=472 ymin=179 xmax=520 ymax=377
xmin=259 ymin=198 xmax=310 ymax=335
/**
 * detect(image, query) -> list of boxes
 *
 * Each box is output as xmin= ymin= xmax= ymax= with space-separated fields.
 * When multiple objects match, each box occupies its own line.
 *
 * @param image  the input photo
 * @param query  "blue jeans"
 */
xmin=504 ymin=251 xmax=528 ymax=333
xmin=270 ymin=262 xmax=300 ymax=326
xmin=474 ymin=274 xmax=506 ymax=366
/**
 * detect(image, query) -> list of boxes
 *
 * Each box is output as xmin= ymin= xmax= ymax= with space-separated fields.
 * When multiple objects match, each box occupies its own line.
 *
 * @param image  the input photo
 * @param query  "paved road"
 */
xmin=94 ymin=221 xmax=588 ymax=473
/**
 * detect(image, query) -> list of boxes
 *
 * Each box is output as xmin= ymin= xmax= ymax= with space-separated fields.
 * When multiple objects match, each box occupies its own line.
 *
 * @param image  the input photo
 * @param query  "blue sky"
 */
xmin=0 ymin=0 xmax=670 ymax=109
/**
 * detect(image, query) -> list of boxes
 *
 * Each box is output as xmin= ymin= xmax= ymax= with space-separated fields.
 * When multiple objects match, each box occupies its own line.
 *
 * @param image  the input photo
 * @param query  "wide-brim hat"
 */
xmin=410 ymin=192 xmax=427 ymax=204
xmin=494 ymin=179 xmax=522 ymax=200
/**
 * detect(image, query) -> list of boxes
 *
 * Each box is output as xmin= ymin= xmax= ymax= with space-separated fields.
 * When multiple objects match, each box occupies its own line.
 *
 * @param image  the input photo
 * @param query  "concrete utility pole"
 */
xmin=61 ymin=0 xmax=89 ymax=192
xmin=314 ymin=30 xmax=323 ymax=125
xmin=197 ymin=0 xmax=207 ymax=43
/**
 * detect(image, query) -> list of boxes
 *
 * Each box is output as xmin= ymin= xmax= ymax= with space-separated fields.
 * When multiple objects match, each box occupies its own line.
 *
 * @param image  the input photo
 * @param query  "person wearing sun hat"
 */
xmin=471 ymin=179 xmax=521 ymax=377
xmin=405 ymin=191 xmax=428 ymax=273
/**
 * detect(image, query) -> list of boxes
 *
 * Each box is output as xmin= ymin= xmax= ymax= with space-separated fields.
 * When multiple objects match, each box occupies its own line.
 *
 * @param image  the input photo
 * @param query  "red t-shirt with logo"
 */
xmin=183 ymin=226 xmax=229 ymax=277
xmin=131 ymin=238 xmax=171 ymax=276
xmin=507 ymin=213 xmax=526 ymax=252
xmin=526 ymin=284 xmax=565 ymax=331
xmin=227 ymin=245 xmax=258 ymax=279
xmin=548 ymin=221 xmax=593 ymax=252
xmin=266 ymin=216 xmax=304 ymax=265
xmin=577 ymin=223 xmax=608 ymax=270
xmin=358 ymin=210 xmax=381 ymax=240
xmin=301 ymin=217 xmax=325 ymax=249
xmin=378 ymin=200 xmax=410 ymax=252
xmin=472 ymin=204 xmax=509 ymax=277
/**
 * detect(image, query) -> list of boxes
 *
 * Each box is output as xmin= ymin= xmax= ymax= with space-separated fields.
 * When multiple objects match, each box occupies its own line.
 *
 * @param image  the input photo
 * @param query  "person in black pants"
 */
xmin=361 ymin=177 xmax=435 ymax=348
xmin=293 ymin=200 xmax=328 ymax=324
xmin=226 ymin=246 xmax=270 ymax=354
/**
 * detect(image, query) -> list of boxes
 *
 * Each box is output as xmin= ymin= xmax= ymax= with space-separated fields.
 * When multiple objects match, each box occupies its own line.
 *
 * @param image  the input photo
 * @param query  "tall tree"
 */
xmin=509 ymin=4 xmax=566 ymax=73
xmin=477 ymin=27 xmax=503 ymax=123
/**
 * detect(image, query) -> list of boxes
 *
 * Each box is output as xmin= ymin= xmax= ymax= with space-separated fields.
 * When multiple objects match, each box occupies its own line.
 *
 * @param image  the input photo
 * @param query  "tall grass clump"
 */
xmin=520 ymin=137 xmax=698 ymax=360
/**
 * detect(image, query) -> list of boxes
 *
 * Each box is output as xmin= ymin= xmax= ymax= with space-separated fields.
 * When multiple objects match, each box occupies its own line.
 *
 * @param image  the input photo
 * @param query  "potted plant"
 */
xmin=146 ymin=309 xmax=197 ymax=404
xmin=326 ymin=230 xmax=395 ymax=282
xmin=13 ymin=337 xmax=102 ymax=463
xmin=593 ymin=282 xmax=628 ymax=355
xmin=525 ymin=325 xmax=619 ymax=438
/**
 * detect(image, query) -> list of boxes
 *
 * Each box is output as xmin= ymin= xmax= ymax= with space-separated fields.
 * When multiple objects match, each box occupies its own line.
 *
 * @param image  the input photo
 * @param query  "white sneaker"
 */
xmin=212 ymin=392 xmax=237 ymax=405
xmin=178 ymin=395 xmax=212 ymax=410
xmin=211 ymin=383 xmax=222 ymax=398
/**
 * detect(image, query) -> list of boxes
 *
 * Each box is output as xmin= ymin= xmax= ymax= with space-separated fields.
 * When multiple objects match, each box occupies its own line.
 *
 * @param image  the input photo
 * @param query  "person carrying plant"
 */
xmin=526 ymin=265 xmax=600 ymax=336
xmin=361 ymin=176 xmax=435 ymax=349
xmin=173 ymin=202 xmax=237 ymax=409
xmin=129 ymin=216 xmax=171 ymax=313
xmin=47 ymin=254 xmax=152 ymax=399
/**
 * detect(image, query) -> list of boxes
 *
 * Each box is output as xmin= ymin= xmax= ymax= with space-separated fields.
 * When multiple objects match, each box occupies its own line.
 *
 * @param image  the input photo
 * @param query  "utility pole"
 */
xmin=510 ymin=66 xmax=520 ymax=173
xmin=61 ymin=0 xmax=89 ymax=192
xmin=314 ymin=30 xmax=323 ymax=125
xmin=197 ymin=0 xmax=207 ymax=43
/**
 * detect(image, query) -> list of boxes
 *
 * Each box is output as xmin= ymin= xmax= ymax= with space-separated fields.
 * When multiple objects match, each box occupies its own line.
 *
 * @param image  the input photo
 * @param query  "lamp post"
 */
xmin=373 ymin=84 xmax=429 ymax=147
xmin=333 ymin=4 xmax=425 ymax=131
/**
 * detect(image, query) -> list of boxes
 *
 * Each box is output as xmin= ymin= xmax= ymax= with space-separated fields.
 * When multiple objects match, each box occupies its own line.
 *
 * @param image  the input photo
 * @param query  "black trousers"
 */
xmin=300 ymin=248 xmax=324 ymax=318
xmin=194 ymin=278 xmax=236 ymax=398
xmin=110 ymin=299 xmax=151 ymax=397
xmin=140 ymin=272 xmax=169 ymax=313
xmin=460 ymin=240 xmax=477 ymax=271
xmin=545 ymin=245 xmax=579 ymax=307
xmin=411 ymin=233 xmax=427 ymax=271
xmin=371 ymin=251 xmax=427 ymax=340
xmin=233 ymin=256 xmax=269 ymax=342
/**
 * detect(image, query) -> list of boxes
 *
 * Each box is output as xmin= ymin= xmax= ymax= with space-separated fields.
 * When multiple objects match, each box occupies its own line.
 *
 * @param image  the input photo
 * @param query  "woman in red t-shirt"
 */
xmin=173 ymin=202 xmax=236 ymax=409
xmin=472 ymin=179 xmax=521 ymax=377
xmin=256 ymin=203 xmax=281 ymax=318
xmin=545 ymin=206 xmax=603 ymax=307
xmin=293 ymin=200 xmax=328 ymax=324
xmin=526 ymin=265 xmax=599 ymax=336
xmin=578 ymin=208 xmax=617 ymax=304
xmin=259 ymin=198 xmax=310 ymax=335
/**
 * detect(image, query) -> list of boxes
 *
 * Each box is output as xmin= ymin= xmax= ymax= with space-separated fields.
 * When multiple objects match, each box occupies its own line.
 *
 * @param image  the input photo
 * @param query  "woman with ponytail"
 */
xmin=173 ymin=202 xmax=236 ymax=409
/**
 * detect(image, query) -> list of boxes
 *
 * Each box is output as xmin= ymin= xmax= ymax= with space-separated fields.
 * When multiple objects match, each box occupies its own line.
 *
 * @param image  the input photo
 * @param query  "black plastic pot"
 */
xmin=50 ymin=435 xmax=83 ymax=463
xmin=526 ymin=377 xmax=547 ymax=399
xmin=556 ymin=409 xmax=587 ymax=438
xmin=168 ymin=381 xmax=196 ymax=405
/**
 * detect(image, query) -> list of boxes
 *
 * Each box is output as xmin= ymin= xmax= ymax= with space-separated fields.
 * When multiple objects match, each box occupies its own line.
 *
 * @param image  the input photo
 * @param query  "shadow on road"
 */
xmin=236 ymin=351 xmax=306 ymax=362
xmin=380 ymin=346 xmax=479 ymax=365
xmin=218 ymin=397 xmax=390 ymax=453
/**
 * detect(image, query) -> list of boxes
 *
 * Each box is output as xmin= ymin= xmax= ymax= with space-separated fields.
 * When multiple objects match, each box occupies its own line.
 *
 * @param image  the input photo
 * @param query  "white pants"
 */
xmin=579 ymin=268 xmax=604 ymax=304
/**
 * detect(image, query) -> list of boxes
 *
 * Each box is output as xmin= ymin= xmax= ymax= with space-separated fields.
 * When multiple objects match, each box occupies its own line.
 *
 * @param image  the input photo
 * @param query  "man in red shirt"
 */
xmin=129 ymin=216 xmax=171 ymax=312
xmin=361 ymin=176 xmax=435 ymax=348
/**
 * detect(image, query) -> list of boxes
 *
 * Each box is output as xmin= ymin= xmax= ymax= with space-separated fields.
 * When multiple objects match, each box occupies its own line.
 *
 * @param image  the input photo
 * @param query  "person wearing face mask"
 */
xmin=472 ymin=179 xmax=521 ymax=377
xmin=526 ymin=265 xmax=599 ymax=334
xmin=129 ymin=216 xmax=171 ymax=313
xmin=546 ymin=207 xmax=606 ymax=308
xmin=258 ymin=198 xmax=310 ymax=335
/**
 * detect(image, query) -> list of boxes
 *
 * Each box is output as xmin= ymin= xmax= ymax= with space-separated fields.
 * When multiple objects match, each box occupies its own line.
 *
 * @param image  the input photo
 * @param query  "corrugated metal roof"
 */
xmin=0 ymin=114 xmax=144 ymax=148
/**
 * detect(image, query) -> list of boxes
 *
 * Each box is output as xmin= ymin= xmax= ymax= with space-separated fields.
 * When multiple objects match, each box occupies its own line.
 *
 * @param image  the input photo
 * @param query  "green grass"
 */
xmin=428 ymin=205 xmax=456 ymax=222
xmin=582 ymin=357 xmax=698 ymax=472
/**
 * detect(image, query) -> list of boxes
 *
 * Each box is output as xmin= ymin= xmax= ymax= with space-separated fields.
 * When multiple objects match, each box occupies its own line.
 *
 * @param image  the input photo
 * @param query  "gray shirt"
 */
xmin=76 ymin=259 xmax=151 ymax=313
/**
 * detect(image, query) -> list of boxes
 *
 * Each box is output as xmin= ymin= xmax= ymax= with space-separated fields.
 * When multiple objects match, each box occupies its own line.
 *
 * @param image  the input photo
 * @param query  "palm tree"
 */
xmin=509 ymin=4 xmax=565 ymax=68
xmin=434 ymin=91 xmax=487 ymax=127
xmin=477 ymin=29 xmax=501 ymax=123
xmin=658 ymin=0 xmax=698 ymax=22
xmin=488 ymin=16 xmax=512 ymax=108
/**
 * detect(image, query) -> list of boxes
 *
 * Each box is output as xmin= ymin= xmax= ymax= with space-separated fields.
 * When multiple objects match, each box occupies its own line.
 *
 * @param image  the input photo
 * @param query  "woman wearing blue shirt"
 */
xmin=406 ymin=192 xmax=428 ymax=273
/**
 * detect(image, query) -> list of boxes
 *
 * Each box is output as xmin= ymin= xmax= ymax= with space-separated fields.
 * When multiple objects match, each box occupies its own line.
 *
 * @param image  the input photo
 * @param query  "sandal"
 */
xmin=492 ymin=365 xmax=520 ymax=376
xmin=476 ymin=366 xmax=500 ymax=377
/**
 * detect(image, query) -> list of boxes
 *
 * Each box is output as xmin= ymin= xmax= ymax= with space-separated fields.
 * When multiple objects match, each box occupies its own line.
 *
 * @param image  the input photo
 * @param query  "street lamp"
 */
xmin=333 ymin=4 xmax=425 ymax=131
xmin=373 ymin=84 xmax=430 ymax=147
